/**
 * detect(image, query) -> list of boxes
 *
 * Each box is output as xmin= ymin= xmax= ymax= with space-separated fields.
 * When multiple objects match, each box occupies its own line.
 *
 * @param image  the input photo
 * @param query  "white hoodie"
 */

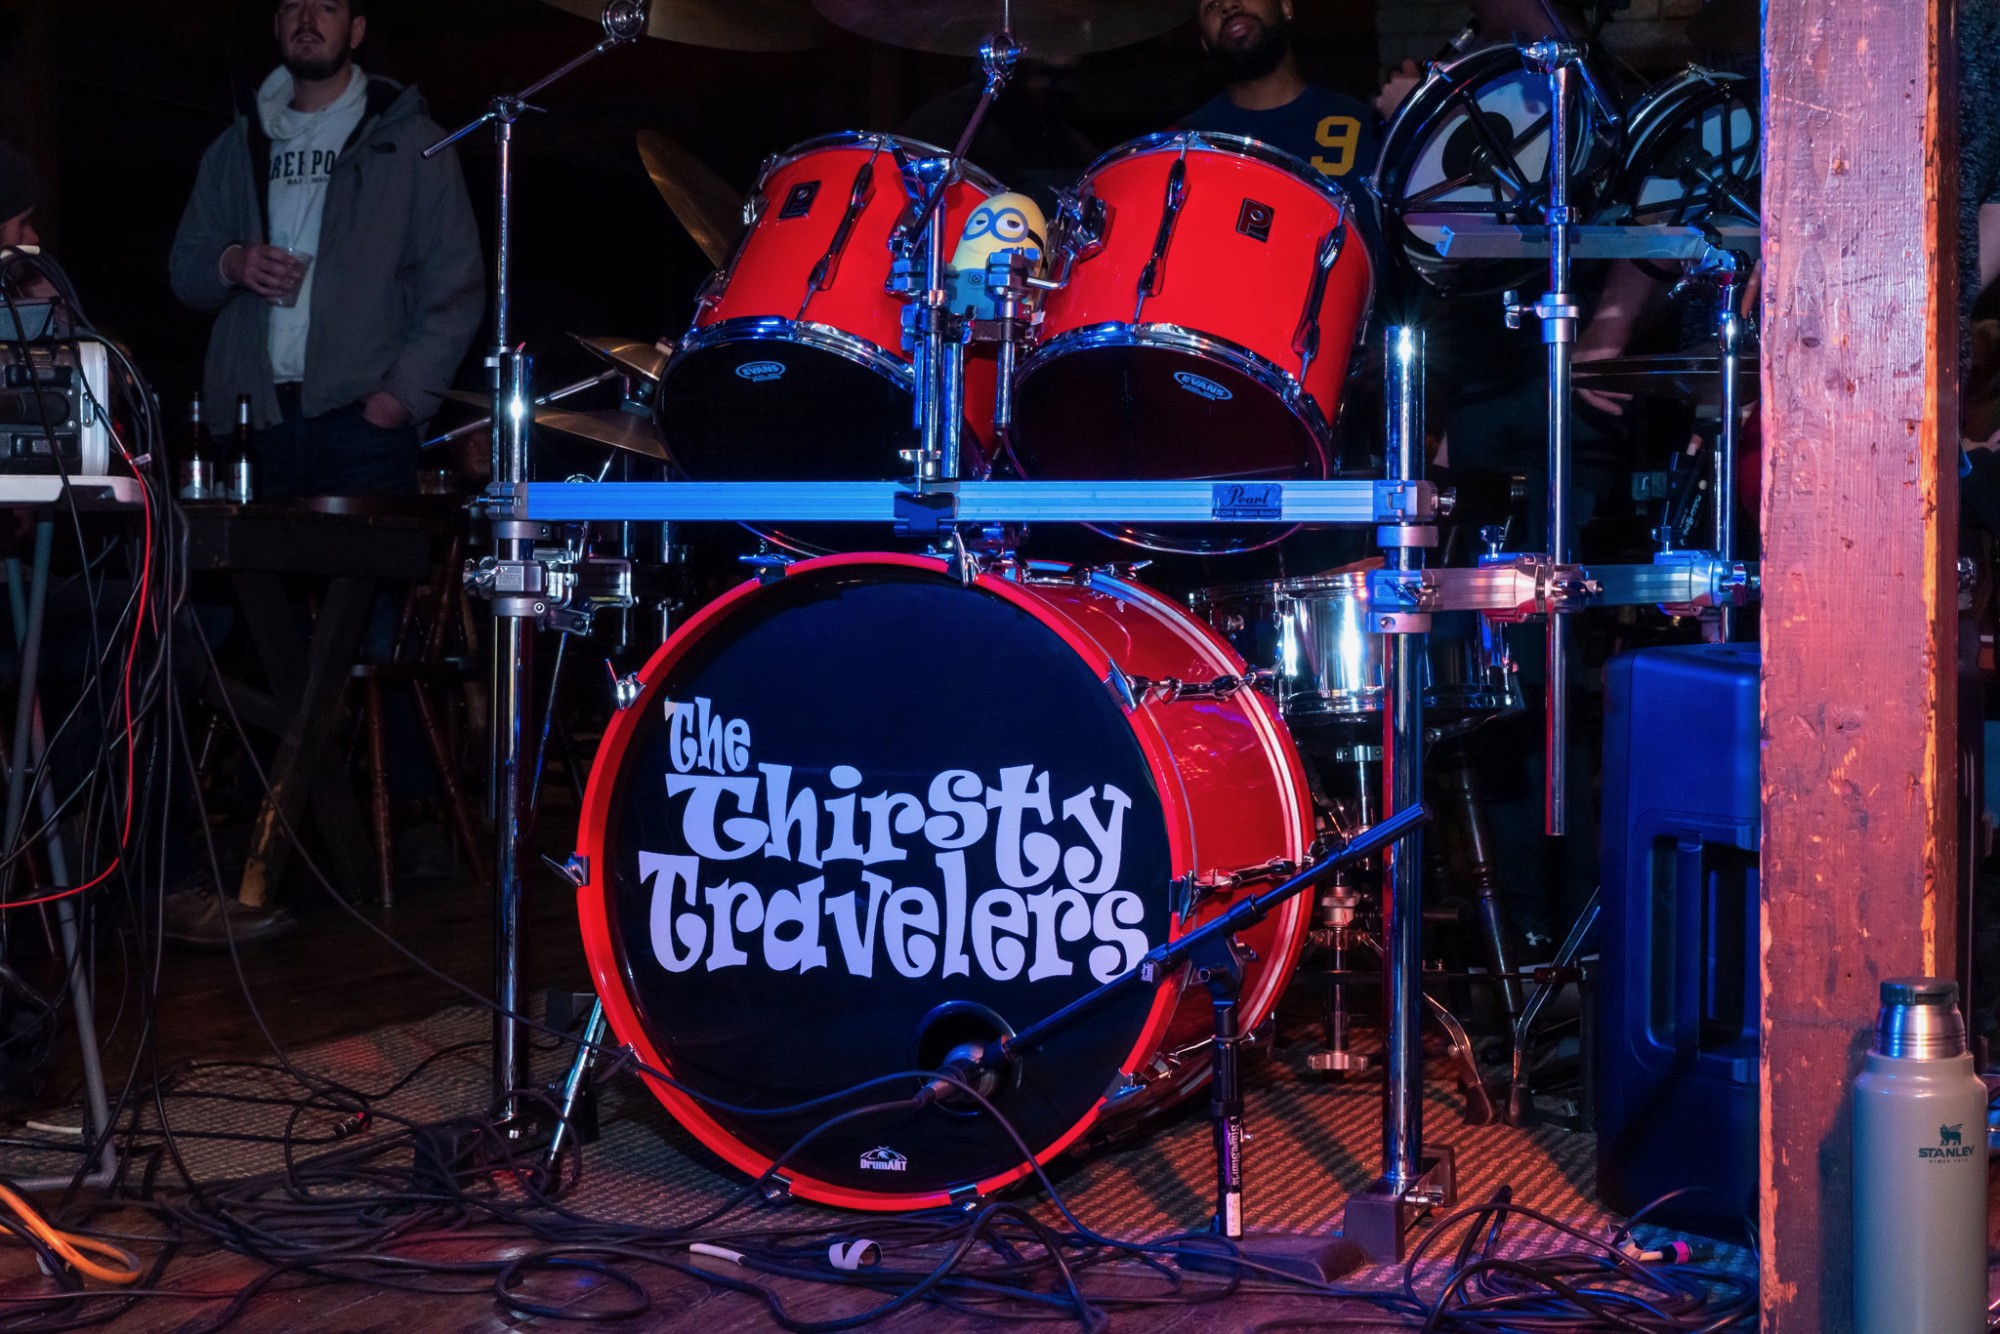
xmin=257 ymin=64 xmax=369 ymax=385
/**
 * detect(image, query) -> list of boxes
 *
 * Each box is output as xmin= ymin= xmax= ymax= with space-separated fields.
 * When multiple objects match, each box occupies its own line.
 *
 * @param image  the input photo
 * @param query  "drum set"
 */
xmin=441 ymin=0 xmax=1766 ymax=1268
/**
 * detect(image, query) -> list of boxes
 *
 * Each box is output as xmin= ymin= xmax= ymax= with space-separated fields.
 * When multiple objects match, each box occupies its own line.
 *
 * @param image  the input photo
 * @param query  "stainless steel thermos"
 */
xmin=1852 ymin=977 xmax=1989 ymax=1333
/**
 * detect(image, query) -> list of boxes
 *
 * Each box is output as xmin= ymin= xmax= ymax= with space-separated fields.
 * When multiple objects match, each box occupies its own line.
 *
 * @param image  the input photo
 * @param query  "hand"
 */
xmin=222 ymin=244 xmax=307 ymax=301
xmin=1573 ymin=342 xmax=1632 ymax=418
xmin=1376 ymin=59 xmax=1422 ymax=122
xmin=361 ymin=391 xmax=413 ymax=430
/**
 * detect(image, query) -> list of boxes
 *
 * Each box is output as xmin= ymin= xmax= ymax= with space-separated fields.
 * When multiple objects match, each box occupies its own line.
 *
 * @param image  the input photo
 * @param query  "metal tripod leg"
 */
xmin=544 ymin=997 xmax=607 ymax=1170
xmin=1507 ymin=888 xmax=1600 ymax=1126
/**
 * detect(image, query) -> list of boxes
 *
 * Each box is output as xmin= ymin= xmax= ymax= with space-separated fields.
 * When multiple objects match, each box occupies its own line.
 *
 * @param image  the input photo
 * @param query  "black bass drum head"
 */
xmin=577 ymin=557 xmax=1180 ymax=1207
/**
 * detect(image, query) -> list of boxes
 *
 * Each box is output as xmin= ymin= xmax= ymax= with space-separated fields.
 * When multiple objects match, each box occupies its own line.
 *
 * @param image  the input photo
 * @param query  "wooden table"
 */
xmin=184 ymin=504 xmax=435 ymax=907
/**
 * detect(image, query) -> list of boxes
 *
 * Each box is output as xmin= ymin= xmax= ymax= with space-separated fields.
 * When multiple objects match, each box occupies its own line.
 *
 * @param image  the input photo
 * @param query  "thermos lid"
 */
xmin=1874 ymin=976 xmax=1967 ymax=1059
xmin=1880 ymin=977 xmax=1958 ymax=1007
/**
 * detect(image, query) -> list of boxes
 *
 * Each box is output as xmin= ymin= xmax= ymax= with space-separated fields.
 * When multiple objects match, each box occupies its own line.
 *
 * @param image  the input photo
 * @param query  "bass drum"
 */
xmin=576 ymin=555 xmax=1315 ymax=1210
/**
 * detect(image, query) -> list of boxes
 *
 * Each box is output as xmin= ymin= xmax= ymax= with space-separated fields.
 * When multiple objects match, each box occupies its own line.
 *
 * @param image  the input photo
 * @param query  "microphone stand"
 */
xmin=985 ymin=804 xmax=1431 ymax=1281
xmin=424 ymin=0 xmax=648 ymax=1130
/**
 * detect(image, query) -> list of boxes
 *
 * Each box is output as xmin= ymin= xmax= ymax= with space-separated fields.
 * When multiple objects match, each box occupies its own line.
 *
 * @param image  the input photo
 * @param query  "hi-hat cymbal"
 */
xmin=1571 ymin=353 xmax=1761 ymax=407
xmin=636 ymin=131 xmax=742 ymax=268
xmin=813 ymin=0 xmax=1186 ymax=58
xmin=436 ymin=389 xmax=669 ymax=460
xmin=537 ymin=406 xmax=671 ymax=461
xmin=538 ymin=0 xmax=823 ymax=51
xmin=570 ymin=332 xmax=674 ymax=384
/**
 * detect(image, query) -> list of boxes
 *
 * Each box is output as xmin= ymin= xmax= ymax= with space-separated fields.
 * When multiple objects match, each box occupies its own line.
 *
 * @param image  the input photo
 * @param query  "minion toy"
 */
xmin=947 ymin=192 xmax=1047 ymax=319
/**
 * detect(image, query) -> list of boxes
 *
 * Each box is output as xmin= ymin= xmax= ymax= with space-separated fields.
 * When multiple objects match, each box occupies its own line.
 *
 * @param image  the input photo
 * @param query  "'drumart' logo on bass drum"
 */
xmin=636 ymin=696 xmax=1150 ymax=986
xmin=1919 ymin=1123 xmax=1976 ymax=1161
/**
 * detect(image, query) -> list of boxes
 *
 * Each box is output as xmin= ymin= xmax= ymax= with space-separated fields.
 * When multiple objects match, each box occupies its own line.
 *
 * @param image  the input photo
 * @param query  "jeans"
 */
xmin=255 ymin=396 xmax=418 ymax=499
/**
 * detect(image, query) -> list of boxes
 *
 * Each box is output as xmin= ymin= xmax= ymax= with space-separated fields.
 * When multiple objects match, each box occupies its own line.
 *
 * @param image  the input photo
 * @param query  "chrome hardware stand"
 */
xmin=425 ymin=0 xmax=647 ymax=1127
xmin=1345 ymin=327 xmax=1456 ymax=1261
xmin=899 ymin=29 xmax=1020 ymax=486
xmin=545 ymin=996 xmax=608 ymax=1170
xmin=1516 ymin=40 xmax=1582 ymax=837
xmin=1707 ymin=251 xmax=1745 ymax=643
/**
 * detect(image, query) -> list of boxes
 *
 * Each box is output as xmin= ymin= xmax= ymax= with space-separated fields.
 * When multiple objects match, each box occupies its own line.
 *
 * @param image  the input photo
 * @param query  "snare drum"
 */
xmin=1009 ymin=133 xmax=1373 ymax=550
xmin=1192 ymin=568 xmax=1518 ymax=735
xmin=576 ymin=555 xmax=1315 ymax=1209
xmin=655 ymin=134 xmax=1002 ymax=482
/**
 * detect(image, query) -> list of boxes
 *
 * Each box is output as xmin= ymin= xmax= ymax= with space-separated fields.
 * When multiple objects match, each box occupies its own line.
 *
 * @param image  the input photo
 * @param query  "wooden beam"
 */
xmin=1759 ymin=0 xmax=1959 ymax=1328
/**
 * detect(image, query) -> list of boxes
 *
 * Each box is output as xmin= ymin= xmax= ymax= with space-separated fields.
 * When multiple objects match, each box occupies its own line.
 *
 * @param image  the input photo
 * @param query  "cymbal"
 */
xmin=438 ymin=388 xmax=492 ymax=411
xmin=435 ymin=389 xmax=669 ymax=461
xmin=636 ymin=131 xmax=742 ymax=268
xmin=537 ymin=0 xmax=823 ymax=51
xmin=570 ymin=332 xmax=674 ymax=384
xmin=1571 ymin=353 xmax=1761 ymax=406
xmin=536 ymin=406 xmax=671 ymax=462
xmin=812 ymin=0 xmax=1186 ymax=58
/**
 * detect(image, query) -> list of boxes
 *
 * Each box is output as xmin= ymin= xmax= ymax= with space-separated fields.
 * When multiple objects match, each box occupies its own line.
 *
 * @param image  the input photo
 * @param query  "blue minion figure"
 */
xmin=948 ymin=192 xmax=1047 ymax=318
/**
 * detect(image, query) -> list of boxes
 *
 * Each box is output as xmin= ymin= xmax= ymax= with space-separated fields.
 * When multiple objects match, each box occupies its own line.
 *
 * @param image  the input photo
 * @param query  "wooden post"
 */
xmin=1760 ymin=0 xmax=1959 ymax=1328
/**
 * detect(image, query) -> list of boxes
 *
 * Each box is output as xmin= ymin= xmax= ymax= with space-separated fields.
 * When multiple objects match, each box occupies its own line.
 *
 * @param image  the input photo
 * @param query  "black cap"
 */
xmin=0 ymin=141 xmax=38 ymax=226
xmin=1880 ymin=977 xmax=1958 ymax=1007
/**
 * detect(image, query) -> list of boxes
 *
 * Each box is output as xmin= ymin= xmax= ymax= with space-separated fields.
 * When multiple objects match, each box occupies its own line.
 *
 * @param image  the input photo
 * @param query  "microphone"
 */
xmin=919 ymin=1039 xmax=1012 ymax=1109
xmin=601 ymin=0 xmax=649 ymax=42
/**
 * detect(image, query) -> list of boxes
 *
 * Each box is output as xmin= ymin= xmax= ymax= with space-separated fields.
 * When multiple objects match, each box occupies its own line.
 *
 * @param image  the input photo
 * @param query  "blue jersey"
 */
xmin=1179 ymin=85 xmax=1382 ymax=186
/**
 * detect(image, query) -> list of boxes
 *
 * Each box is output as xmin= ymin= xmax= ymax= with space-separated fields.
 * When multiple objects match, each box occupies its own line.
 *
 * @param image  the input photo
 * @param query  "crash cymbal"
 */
xmin=570 ymin=332 xmax=674 ymax=384
xmin=536 ymin=405 xmax=671 ymax=461
xmin=1571 ymin=353 xmax=1761 ymax=407
xmin=538 ymin=0 xmax=823 ymax=51
xmin=636 ymin=131 xmax=742 ymax=268
xmin=812 ymin=0 xmax=1185 ymax=58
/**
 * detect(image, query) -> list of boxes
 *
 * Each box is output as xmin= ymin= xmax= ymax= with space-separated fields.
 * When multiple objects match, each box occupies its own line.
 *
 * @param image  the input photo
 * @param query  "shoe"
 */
xmin=162 ymin=887 xmax=296 ymax=950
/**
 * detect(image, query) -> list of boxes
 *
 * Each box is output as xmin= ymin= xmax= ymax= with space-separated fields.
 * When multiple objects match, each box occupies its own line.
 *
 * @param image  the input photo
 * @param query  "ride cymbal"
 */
xmin=812 ymin=0 xmax=1185 ymax=58
xmin=538 ymin=0 xmax=823 ymax=52
xmin=636 ymin=131 xmax=742 ymax=268
xmin=570 ymin=332 xmax=674 ymax=384
xmin=536 ymin=406 xmax=672 ymax=461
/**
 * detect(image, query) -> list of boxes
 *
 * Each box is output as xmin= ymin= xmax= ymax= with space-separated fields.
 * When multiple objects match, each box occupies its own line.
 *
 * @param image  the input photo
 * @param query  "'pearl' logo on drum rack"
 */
xmin=735 ymin=360 xmax=787 ymax=383
xmin=1173 ymin=371 xmax=1232 ymax=402
xmin=640 ymin=696 xmax=1151 ymax=987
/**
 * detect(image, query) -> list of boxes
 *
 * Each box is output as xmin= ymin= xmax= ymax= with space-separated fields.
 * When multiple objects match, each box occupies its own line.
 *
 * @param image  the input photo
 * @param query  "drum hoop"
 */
xmin=573 ymin=553 xmax=1203 ymax=1211
xmin=667 ymin=316 xmax=913 ymax=390
xmin=1017 ymin=321 xmax=1334 ymax=456
xmin=1081 ymin=130 xmax=1364 ymax=217
xmin=773 ymin=131 xmax=1007 ymax=200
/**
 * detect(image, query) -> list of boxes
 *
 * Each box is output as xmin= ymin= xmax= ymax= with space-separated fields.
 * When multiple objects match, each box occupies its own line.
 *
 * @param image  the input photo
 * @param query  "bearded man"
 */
xmin=1180 ymin=0 xmax=1383 ymax=186
xmin=170 ymin=0 xmax=483 ymax=497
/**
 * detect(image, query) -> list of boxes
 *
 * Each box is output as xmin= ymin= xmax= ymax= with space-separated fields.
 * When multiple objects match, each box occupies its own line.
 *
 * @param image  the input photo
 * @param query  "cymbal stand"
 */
xmin=1345 ymin=326 xmax=1456 ymax=1261
xmin=425 ymin=0 xmax=648 ymax=1128
xmin=1696 ymin=247 xmax=1745 ymax=642
xmin=988 ymin=805 xmax=1430 ymax=1280
xmin=900 ymin=29 xmax=1021 ymax=486
xmin=1507 ymin=40 xmax=1582 ymax=837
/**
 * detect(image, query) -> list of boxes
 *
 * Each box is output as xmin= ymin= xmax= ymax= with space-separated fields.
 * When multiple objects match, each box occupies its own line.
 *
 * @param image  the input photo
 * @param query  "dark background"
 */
xmin=0 ymin=0 xmax=1384 ymax=422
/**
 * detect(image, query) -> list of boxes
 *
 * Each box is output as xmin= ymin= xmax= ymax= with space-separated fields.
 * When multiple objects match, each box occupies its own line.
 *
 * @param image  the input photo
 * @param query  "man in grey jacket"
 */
xmin=170 ymin=0 xmax=484 ymax=497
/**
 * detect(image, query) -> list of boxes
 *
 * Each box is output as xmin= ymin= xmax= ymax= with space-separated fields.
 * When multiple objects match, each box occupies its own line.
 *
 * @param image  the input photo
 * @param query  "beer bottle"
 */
xmin=177 ymin=398 xmax=212 ymax=501
xmin=228 ymin=394 xmax=255 ymax=504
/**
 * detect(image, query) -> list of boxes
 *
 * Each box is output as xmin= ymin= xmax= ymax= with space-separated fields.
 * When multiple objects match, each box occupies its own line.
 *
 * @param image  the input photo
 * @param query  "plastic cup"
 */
xmin=270 ymin=248 xmax=313 ymax=308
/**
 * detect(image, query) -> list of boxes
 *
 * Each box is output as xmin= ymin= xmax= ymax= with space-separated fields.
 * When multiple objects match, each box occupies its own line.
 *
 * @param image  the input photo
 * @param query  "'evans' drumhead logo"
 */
xmin=1174 ymin=371 xmax=1232 ymax=402
xmin=637 ymin=696 xmax=1149 ymax=987
xmin=735 ymin=360 xmax=787 ymax=383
